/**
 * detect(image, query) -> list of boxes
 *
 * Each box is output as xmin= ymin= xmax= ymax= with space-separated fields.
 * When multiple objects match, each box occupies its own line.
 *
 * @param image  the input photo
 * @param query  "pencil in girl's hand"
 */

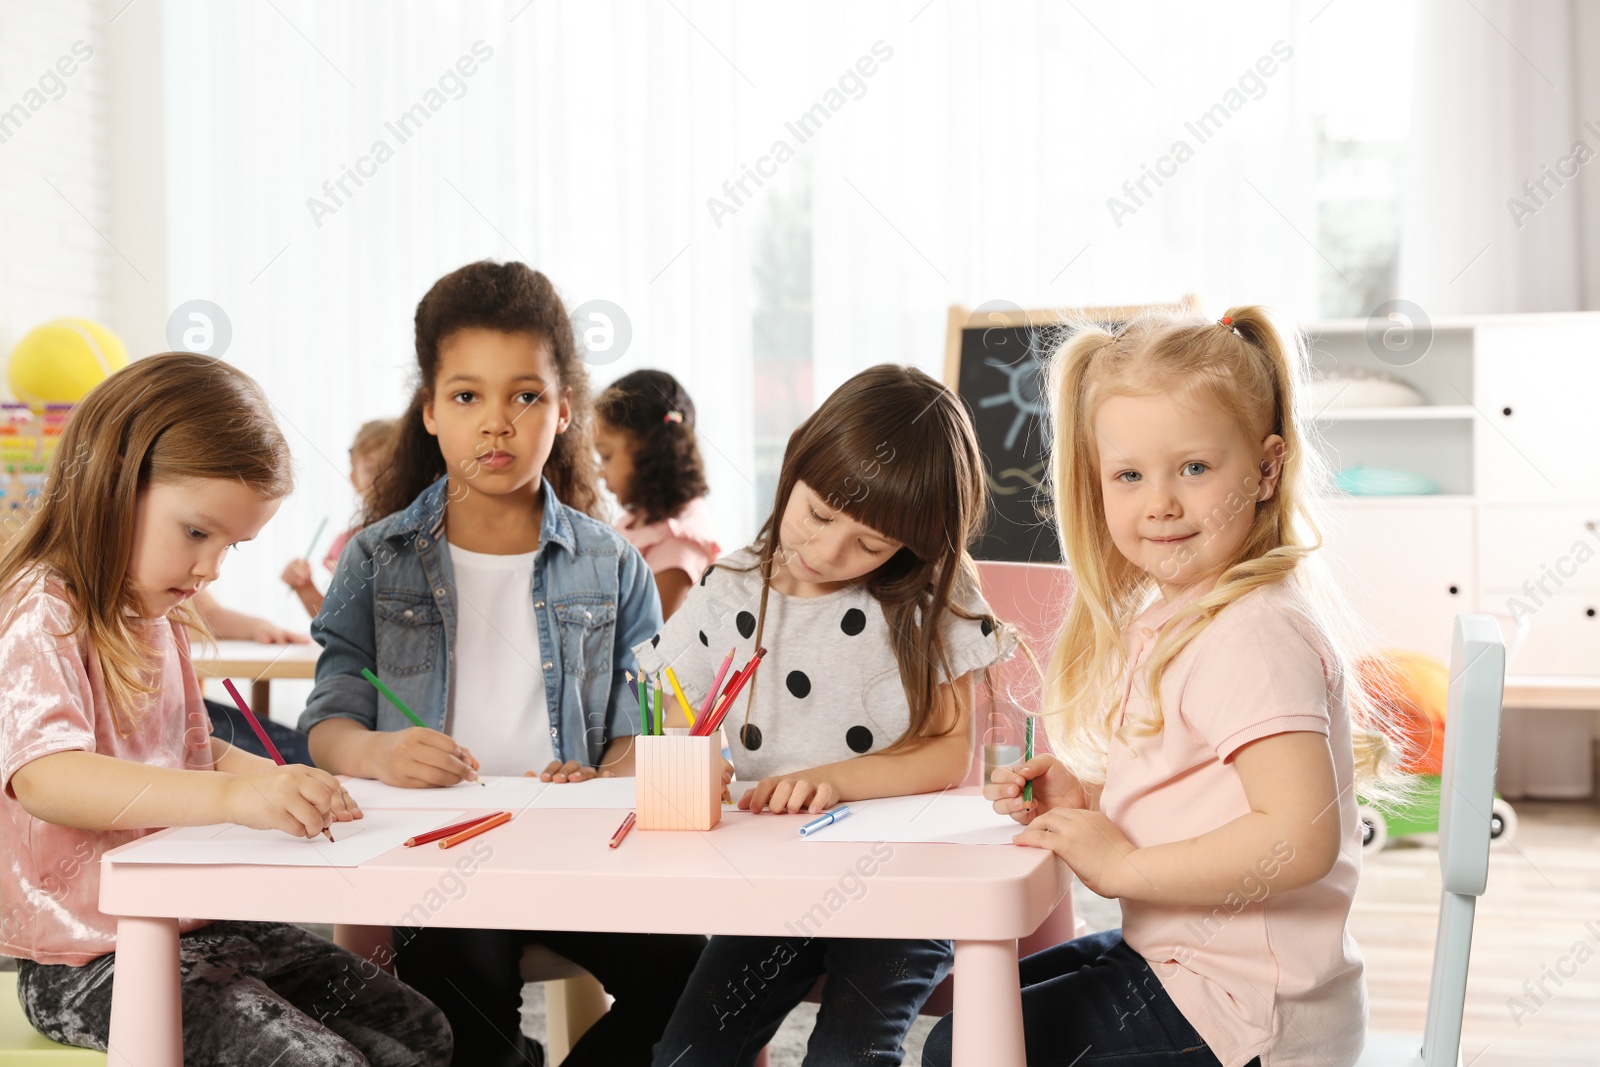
xmin=701 ymin=647 xmax=736 ymax=721
xmin=360 ymin=668 xmax=429 ymax=730
xmin=221 ymin=678 xmax=335 ymax=843
xmin=439 ymin=810 xmax=511 ymax=849
xmin=303 ymin=515 xmax=329 ymax=561
xmin=664 ymin=667 xmax=696 ymax=729
xmin=1023 ymin=715 xmax=1035 ymax=805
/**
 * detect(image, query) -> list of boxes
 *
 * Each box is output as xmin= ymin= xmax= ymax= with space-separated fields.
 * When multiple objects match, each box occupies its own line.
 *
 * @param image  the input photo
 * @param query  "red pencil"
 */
xmin=608 ymin=811 xmax=636 ymax=849
xmin=404 ymin=813 xmax=503 ymax=848
xmin=701 ymin=647 xmax=737 ymax=721
xmin=694 ymin=647 xmax=766 ymax=736
xmin=222 ymin=678 xmax=335 ymax=843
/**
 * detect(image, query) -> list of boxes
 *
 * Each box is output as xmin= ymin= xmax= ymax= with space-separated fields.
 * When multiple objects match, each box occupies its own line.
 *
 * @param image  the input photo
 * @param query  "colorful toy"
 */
xmin=7 ymin=318 xmax=128 ymax=409
xmin=1355 ymin=649 xmax=1517 ymax=853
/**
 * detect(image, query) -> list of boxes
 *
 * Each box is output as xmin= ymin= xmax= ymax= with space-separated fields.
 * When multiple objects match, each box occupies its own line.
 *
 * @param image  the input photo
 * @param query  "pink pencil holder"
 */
xmin=635 ymin=732 xmax=722 ymax=831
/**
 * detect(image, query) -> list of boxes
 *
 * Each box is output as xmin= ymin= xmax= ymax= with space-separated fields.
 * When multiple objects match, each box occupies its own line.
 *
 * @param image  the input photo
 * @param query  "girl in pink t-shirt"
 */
xmin=0 ymin=353 xmax=449 ymax=1066
xmin=594 ymin=370 xmax=720 ymax=619
xmin=926 ymin=307 xmax=1404 ymax=1067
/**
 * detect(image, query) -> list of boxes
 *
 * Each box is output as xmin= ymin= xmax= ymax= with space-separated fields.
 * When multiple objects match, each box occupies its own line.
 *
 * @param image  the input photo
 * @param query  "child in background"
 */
xmin=0 ymin=352 xmax=450 ymax=1066
xmin=281 ymin=417 xmax=399 ymax=617
xmin=925 ymin=308 xmax=1404 ymax=1067
xmin=299 ymin=261 xmax=704 ymax=1067
xmin=637 ymin=365 xmax=1012 ymax=1067
xmin=595 ymin=370 xmax=720 ymax=619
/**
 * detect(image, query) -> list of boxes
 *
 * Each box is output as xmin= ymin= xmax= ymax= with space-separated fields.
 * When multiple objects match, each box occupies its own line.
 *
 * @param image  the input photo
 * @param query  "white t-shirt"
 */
xmin=446 ymin=541 xmax=554 ymax=776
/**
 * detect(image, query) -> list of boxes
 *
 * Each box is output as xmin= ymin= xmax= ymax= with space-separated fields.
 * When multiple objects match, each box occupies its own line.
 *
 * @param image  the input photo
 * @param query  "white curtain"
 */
xmin=1400 ymin=0 xmax=1584 ymax=313
xmin=160 ymin=0 xmax=1321 ymax=628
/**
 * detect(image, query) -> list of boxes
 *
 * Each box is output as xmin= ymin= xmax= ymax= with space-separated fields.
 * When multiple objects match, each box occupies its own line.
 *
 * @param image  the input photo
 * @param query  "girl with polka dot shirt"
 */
xmin=635 ymin=364 xmax=1012 ymax=1067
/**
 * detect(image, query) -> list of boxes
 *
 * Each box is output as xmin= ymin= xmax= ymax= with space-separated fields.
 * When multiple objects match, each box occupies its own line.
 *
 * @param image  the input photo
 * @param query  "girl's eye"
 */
xmin=808 ymin=507 xmax=830 ymax=524
xmin=517 ymin=391 xmax=542 ymax=404
xmin=858 ymin=540 xmax=884 ymax=556
xmin=452 ymin=391 xmax=476 ymax=404
xmin=1182 ymin=461 xmax=1209 ymax=476
xmin=1114 ymin=470 xmax=1141 ymax=484
xmin=186 ymin=527 xmax=206 ymax=540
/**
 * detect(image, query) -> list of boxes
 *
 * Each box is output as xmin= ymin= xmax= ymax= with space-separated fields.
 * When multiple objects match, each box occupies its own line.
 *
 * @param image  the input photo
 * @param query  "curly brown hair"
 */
xmin=594 ymin=369 xmax=708 ymax=526
xmin=366 ymin=261 xmax=601 ymax=525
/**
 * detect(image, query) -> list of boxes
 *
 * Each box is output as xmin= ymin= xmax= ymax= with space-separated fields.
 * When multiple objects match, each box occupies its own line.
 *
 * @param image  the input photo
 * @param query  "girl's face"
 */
xmin=349 ymin=450 xmax=381 ymax=500
xmin=129 ymin=477 xmax=282 ymax=617
xmin=422 ymin=328 xmax=571 ymax=502
xmin=771 ymin=480 xmax=903 ymax=597
xmin=1093 ymin=390 xmax=1284 ymax=600
xmin=592 ymin=418 xmax=636 ymax=507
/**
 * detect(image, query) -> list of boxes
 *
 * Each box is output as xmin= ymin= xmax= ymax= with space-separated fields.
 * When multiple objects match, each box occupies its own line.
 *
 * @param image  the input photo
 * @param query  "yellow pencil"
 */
xmin=664 ymin=666 xmax=696 ymax=728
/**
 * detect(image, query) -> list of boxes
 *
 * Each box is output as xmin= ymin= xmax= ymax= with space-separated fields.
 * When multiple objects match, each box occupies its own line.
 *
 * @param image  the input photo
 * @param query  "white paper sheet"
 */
xmin=108 ymin=809 xmax=470 ymax=867
xmin=795 ymin=793 xmax=1023 ymax=846
xmin=528 ymin=776 xmax=638 ymax=809
xmin=342 ymin=775 xmax=550 ymax=811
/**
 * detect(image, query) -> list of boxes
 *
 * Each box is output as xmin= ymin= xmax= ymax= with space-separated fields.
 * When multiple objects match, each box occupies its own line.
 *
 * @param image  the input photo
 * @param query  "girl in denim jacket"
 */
xmin=300 ymin=260 xmax=704 ymax=1067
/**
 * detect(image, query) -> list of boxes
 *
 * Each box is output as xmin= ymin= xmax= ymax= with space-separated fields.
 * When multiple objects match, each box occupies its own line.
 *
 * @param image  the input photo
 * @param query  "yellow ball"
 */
xmin=8 ymin=318 xmax=129 ymax=409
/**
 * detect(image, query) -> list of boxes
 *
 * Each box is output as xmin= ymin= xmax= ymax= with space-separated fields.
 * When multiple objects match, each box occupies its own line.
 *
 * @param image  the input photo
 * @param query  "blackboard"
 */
xmin=944 ymin=301 xmax=1195 ymax=563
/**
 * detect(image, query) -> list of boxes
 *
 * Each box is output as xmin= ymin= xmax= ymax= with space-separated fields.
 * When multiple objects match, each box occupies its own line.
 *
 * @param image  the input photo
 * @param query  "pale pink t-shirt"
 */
xmin=615 ymin=496 xmax=722 ymax=583
xmin=0 ymin=568 xmax=215 ymax=965
xmin=1100 ymin=578 xmax=1366 ymax=1067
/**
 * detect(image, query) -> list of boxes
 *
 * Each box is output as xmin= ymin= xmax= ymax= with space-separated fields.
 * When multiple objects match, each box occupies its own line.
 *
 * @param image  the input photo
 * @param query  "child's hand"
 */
xmin=740 ymin=776 xmax=837 ymax=814
xmin=223 ymin=764 xmax=363 ymax=839
xmin=531 ymin=760 xmax=609 ymax=783
xmin=719 ymin=758 xmax=734 ymax=787
xmin=372 ymin=728 xmax=479 ymax=787
xmin=987 ymin=754 xmax=1089 ymax=823
xmin=281 ymin=559 xmax=313 ymax=591
xmin=1012 ymin=808 xmax=1139 ymax=898
xmin=248 ymin=620 xmax=311 ymax=644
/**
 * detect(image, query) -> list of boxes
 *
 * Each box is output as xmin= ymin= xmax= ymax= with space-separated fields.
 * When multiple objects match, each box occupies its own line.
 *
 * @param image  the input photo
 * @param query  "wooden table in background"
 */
xmin=192 ymin=639 xmax=320 ymax=717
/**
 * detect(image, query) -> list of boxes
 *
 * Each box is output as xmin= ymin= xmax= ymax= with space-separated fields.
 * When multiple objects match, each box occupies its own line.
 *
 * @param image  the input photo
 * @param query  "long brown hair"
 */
xmin=366 ymin=261 xmax=601 ymax=524
xmin=0 ymin=352 xmax=293 ymax=733
xmin=743 ymin=364 xmax=997 ymax=747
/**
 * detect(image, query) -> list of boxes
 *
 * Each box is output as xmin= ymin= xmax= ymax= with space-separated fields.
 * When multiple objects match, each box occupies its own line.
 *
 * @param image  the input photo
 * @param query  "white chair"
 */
xmin=332 ymin=926 xmax=608 ymax=1063
xmin=1357 ymin=613 xmax=1505 ymax=1067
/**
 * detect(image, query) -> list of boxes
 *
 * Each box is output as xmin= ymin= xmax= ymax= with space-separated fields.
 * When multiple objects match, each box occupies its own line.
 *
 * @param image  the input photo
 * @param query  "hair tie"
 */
xmin=1219 ymin=316 xmax=1233 ymax=326
xmin=663 ymin=410 xmax=685 ymax=425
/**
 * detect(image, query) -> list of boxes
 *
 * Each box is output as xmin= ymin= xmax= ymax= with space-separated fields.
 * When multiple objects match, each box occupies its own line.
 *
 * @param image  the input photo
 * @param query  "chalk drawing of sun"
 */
xmin=978 ymin=354 xmax=1045 ymax=452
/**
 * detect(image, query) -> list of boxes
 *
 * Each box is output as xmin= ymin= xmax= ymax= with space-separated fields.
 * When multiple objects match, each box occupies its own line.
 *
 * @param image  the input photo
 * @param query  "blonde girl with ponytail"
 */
xmin=925 ymin=307 xmax=1405 ymax=1067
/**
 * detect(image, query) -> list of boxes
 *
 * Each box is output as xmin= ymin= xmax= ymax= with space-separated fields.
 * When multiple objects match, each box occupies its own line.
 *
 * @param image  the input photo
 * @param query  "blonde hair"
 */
xmin=0 ymin=353 xmax=293 ymax=735
xmin=350 ymin=418 xmax=399 ymax=466
xmin=1041 ymin=305 xmax=1405 ymax=803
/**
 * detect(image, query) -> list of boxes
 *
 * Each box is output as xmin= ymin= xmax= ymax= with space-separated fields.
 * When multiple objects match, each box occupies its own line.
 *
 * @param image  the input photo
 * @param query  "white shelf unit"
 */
xmin=1305 ymin=313 xmax=1600 ymax=798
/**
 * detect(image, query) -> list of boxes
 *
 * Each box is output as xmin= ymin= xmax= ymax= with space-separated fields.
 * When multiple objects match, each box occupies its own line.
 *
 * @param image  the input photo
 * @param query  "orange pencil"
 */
xmin=405 ymin=813 xmax=501 ymax=847
xmin=438 ymin=810 xmax=512 ymax=849
xmin=608 ymin=811 xmax=637 ymax=849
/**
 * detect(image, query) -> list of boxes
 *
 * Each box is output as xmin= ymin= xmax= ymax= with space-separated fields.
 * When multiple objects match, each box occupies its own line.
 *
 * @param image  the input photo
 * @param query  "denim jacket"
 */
xmin=298 ymin=475 xmax=661 ymax=767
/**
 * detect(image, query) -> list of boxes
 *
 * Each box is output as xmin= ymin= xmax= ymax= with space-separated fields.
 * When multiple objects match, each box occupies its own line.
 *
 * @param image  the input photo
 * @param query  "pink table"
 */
xmin=100 ymin=797 xmax=1070 ymax=1066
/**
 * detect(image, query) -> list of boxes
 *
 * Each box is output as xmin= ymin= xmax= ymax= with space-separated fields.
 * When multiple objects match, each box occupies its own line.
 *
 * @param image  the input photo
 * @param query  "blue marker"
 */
xmin=798 ymin=806 xmax=853 ymax=838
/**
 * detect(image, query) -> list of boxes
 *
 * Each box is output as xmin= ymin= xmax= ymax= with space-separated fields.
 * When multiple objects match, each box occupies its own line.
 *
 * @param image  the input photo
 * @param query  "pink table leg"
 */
xmin=107 ymin=916 xmax=183 ymax=1067
xmin=952 ymin=939 xmax=1025 ymax=1067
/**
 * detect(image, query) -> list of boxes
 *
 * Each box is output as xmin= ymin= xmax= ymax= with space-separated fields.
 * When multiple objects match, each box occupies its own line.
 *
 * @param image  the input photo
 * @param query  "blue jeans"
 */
xmin=923 ymin=929 xmax=1256 ymax=1067
xmin=206 ymin=698 xmax=314 ymax=765
xmin=651 ymin=935 xmax=953 ymax=1067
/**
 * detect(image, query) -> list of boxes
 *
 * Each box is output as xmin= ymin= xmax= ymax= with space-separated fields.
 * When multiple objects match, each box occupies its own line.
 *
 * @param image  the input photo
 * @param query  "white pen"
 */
xmin=798 ymin=806 xmax=853 ymax=837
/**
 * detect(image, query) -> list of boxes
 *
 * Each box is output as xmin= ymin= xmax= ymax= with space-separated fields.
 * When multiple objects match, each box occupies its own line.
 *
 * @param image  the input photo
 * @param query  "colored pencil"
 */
xmin=1024 ymin=715 xmax=1035 ymax=804
xmin=664 ymin=667 xmax=696 ymax=729
xmin=701 ymin=647 xmax=736 ymax=721
xmin=608 ymin=811 xmax=636 ymax=848
xmin=222 ymin=678 xmax=334 ymax=843
xmin=631 ymin=670 xmax=649 ymax=735
xmin=405 ymin=813 xmax=502 ymax=847
xmin=360 ymin=668 xmax=429 ymax=730
xmin=439 ymin=810 xmax=512 ymax=849
xmin=303 ymin=515 xmax=329 ymax=561
xmin=653 ymin=673 xmax=663 ymax=736
xmin=694 ymin=647 xmax=766 ymax=736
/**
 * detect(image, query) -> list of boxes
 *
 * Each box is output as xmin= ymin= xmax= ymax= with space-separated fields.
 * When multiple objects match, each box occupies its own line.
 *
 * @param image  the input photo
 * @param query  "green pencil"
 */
xmin=361 ymin=667 xmax=428 ymax=730
xmin=653 ymin=673 xmax=663 ymax=736
xmin=1023 ymin=714 xmax=1035 ymax=804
